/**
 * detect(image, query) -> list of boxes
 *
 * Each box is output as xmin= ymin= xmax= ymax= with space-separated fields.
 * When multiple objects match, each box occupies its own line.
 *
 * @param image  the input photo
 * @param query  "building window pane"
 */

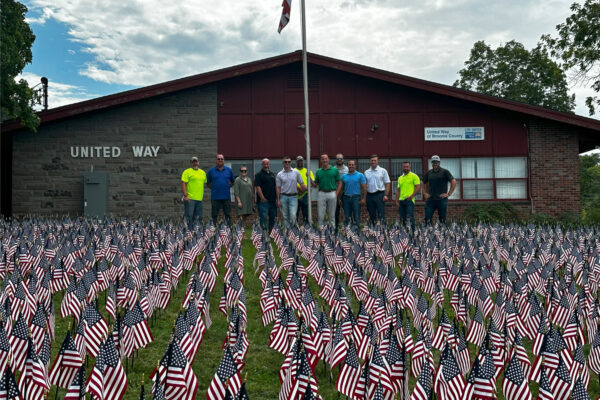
xmin=463 ymin=180 xmax=494 ymax=199
xmin=462 ymin=158 xmax=493 ymax=179
xmin=227 ymin=160 xmax=253 ymax=178
xmin=495 ymin=157 xmax=527 ymax=178
xmin=427 ymin=158 xmax=460 ymax=199
xmin=428 ymin=158 xmax=461 ymax=179
xmin=390 ymin=158 xmax=423 ymax=180
xmin=496 ymin=180 xmax=527 ymax=199
xmin=358 ymin=158 xmax=389 ymax=174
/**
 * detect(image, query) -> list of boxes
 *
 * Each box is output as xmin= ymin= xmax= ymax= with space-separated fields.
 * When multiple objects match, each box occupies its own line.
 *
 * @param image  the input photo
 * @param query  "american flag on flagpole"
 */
xmin=278 ymin=0 xmax=292 ymax=33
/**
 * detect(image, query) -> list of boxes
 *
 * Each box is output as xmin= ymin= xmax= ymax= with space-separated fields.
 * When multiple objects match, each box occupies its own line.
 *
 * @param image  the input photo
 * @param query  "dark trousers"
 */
xmin=398 ymin=199 xmax=415 ymax=229
xmin=258 ymin=201 xmax=277 ymax=232
xmin=211 ymin=199 xmax=231 ymax=224
xmin=335 ymin=199 xmax=342 ymax=229
xmin=343 ymin=195 xmax=361 ymax=226
xmin=184 ymin=199 xmax=203 ymax=228
xmin=366 ymin=191 xmax=385 ymax=225
xmin=297 ymin=195 xmax=309 ymax=223
xmin=425 ymin=198 xmax=448 ymax=224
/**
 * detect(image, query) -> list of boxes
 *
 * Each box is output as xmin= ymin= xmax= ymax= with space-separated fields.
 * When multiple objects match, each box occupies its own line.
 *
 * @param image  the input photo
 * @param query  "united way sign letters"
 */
xmin=424 ymin=127 xmax=484 ymax=141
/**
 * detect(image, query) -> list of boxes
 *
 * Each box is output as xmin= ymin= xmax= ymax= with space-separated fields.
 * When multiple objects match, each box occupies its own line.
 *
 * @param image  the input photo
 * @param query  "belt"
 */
xmin=281 ymin=193 xmax=297 ymax=196
xmin=319 ymin=189 xmax=335 ymax=192
xmin=367 ymin=190 xmax=385 ymax=194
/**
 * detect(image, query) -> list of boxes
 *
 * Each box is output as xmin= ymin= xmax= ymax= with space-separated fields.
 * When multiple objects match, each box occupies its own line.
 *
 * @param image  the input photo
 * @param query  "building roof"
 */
xmin=3 ymin=50 xmax=600 ymax=134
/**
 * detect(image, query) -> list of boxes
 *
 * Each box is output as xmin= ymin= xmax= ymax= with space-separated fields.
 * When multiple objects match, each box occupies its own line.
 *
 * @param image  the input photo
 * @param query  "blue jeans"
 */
xmin=258 ymin=201 xmax=277 ymax=232
xmin=398 ymin=199 xmax=415 ymax=229
xmin=425 ymin=198 xmax=448 ymax=224
xmin=280 ymin=195 xmax=298 ymax=228
xmin=184 ymin=199 xmax=203 ymax=228
xmin=366 ymin=191 xmax=385 ymax=225
xmin=343 ymin=195 xmax=361 ymax=226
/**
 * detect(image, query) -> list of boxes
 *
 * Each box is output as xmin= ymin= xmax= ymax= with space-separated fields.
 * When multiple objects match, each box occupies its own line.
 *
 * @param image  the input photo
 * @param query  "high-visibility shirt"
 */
xmin=295 ymin=168 xmax=314 ymax=199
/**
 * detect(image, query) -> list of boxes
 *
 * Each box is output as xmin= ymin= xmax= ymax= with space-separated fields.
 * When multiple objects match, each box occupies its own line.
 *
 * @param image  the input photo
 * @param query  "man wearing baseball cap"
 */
xmin=181 ymin=156 xmax=206 ymax=228
xmin=422 ymin=155 xmax=456 ymax=224
xmin=294 ymin=155 xmax=314 ymax=224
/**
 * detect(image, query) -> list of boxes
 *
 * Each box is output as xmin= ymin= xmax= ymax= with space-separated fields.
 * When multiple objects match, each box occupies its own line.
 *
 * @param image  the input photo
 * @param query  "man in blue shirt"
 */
xmin=340 ymin=160 xmax=366 ymax=226
xmin=207 ymin=154 xmax=235 ymax=224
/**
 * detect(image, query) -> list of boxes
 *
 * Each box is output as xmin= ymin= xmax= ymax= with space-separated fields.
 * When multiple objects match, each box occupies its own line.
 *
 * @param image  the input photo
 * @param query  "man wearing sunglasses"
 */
xmin=181 ymin=156 xmax=206 ymax=228
xmin=276 ymin=156 xmax=306 ymax=228
xmin=207 ymin=154 xmax=235 ymax=224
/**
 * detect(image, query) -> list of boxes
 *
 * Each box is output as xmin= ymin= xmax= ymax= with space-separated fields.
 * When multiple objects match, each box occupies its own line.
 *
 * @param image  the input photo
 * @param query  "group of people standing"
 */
xmin=181 ymin=153 xmax=456 ymax=230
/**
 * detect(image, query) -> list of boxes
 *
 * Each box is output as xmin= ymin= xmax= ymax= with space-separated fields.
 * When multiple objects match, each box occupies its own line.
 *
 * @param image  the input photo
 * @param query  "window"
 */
xmin=425 ymin=157 xmax=527 ymax=200
xmin=461 ymin=158 xmax=493 ymax=199
xmin=497 ymin=180 xmax=527 ymax=199
xmin=495 ymin=157 xmax=526 ymax=178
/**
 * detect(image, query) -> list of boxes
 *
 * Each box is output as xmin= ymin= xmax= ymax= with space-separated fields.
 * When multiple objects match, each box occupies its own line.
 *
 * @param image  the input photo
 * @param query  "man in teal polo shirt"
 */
xmin=394 ymin=161 xmax=421 ymax=230
xmin=312 ymin=153 xmax=341 ymax=228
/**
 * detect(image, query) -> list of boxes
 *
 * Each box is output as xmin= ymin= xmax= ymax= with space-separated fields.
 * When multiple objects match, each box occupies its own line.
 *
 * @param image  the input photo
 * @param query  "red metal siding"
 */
xmin=355 ymin=78 xmax=390 ymax=112
xmin=252 ymin=115 xmax=285 ymax=156
xmin=321 ymin=114 xmax=356 ymax=155
xmin=389 ymin=113 xmax=424 ymax=156
xmin=320 ymin=70 xmax=355 ymax=113
xmin=356 ymin=114 xmax=389 ymax=156
xmin=218 ymin=76 xmax=251 ymax=113
xmin=217 ymin=63 xmax=530 ymax=159
xmin=218 ymin=114 xmax=252 ymax=158
xmin=492 ymin=113 xmax=528 ymax=155
xmin=284 ymin=114 xmax=321 ymax=157
xmin=251 ymin=71 xmax=285 ymax=114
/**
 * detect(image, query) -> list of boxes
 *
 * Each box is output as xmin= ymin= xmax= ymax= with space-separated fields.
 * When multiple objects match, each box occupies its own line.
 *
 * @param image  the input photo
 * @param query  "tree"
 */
xmin=454 ymin=40 xmax=575 ymax=113
xmin=541 ymin=0 xmax=600 ymax=115
xmin=579 ymin=152 xmax=600 ymax=224
xmin=1 ymin=0 xmax=39 ymax=130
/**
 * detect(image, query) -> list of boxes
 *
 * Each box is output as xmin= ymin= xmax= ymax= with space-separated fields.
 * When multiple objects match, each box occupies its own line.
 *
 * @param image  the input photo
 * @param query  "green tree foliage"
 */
xmin=580 ymin=152 xmax=600 ymax=224
xmin=454 ymin=40 xmax=575 ymax=113
xmin=542 ymin=0 xmax=600 ymax=115
xmin=1 ymin=0 xmax=39 ymax=130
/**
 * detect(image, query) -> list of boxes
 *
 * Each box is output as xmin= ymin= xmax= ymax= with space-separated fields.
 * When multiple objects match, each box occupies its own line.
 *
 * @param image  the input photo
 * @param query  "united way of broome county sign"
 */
xmin=424 ymin=127 xmax=484 ymax=141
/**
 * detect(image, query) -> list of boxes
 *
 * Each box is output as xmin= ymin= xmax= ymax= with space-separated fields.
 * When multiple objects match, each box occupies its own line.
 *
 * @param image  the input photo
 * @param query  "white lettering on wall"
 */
xmin=70 ymin=146 xmax=159 ymax=158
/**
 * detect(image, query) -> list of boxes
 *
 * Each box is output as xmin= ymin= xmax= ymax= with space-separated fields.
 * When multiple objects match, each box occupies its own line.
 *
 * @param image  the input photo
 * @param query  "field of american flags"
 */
xmin=1 ymin=218 xmax=599 ymax=399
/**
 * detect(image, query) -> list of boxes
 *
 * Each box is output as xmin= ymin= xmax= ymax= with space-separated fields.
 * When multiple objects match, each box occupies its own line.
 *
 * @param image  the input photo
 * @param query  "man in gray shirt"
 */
xmin=276 ymin=156 xmax=306 ymax=228
xmin=334 ymin=153 xmax=349 ymax=229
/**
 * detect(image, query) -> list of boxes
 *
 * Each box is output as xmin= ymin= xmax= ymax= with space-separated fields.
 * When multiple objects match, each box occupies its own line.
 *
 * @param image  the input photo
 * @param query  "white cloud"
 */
xmin=18 ymin=72 xmax=95 ymax=109
xmin=25 ymin=0 xmax=597 ymax=118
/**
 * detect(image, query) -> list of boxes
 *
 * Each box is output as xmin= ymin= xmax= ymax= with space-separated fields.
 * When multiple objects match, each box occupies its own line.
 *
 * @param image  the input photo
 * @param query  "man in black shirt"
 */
xmin=422 ymin=155 xmax=456 ymax=224
xmin=255 ymin=158 xmax=278 ymax=232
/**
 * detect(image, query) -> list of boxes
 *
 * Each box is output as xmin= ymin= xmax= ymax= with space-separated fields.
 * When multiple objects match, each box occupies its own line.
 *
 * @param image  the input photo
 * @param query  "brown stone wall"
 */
xmin=11 ymin=85 xmax=217 ymax=217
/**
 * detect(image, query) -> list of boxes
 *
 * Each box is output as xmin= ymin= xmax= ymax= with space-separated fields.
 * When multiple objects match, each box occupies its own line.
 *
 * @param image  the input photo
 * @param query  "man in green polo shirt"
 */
xmin=312 ymin=153 xmax=341 ymax=228
xmin=181 ymin=156 xmax=206 ymax=228
xmin=394 ymin=161 xmax=421 ymax=230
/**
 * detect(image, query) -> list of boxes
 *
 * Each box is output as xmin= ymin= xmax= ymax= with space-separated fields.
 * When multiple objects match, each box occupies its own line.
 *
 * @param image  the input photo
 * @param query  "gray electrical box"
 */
xmin=83 ymin=172 xmax=108 ymax=217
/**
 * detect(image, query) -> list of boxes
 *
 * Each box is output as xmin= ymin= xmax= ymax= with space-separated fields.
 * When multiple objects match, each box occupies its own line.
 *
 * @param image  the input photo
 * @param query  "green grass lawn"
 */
xmin=45 ymin=229 xmax=600 ymax=399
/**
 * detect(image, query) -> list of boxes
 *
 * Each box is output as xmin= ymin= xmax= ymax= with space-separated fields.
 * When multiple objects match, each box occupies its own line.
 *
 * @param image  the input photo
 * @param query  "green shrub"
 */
xmin=462 ymin=203 xmax=520 ymax=223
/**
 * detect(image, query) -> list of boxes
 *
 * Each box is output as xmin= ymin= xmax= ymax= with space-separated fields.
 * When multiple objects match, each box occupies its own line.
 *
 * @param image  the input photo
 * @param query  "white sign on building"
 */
xmin=424 ymin=127 xmax=484 ymax=141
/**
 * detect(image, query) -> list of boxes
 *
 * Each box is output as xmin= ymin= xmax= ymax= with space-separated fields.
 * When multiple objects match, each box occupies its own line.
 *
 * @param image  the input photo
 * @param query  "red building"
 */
xmin=1 ymin=51 xmax=599 ymax=219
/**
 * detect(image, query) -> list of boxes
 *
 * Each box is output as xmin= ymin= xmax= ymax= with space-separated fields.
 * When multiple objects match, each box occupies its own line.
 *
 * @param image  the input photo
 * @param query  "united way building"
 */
xmin=2 ymin=51 xmax=599 ymax=219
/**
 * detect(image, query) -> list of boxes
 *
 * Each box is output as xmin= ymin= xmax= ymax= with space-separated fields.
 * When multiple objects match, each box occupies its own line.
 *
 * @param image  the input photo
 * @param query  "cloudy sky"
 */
xmin=21 ymin=0 xmax=598 ymax=119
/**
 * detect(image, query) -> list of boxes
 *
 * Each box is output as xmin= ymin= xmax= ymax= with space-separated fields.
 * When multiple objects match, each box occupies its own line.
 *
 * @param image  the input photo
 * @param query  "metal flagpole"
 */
xmin=300 ymin=0 xmax=312 ymax=224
